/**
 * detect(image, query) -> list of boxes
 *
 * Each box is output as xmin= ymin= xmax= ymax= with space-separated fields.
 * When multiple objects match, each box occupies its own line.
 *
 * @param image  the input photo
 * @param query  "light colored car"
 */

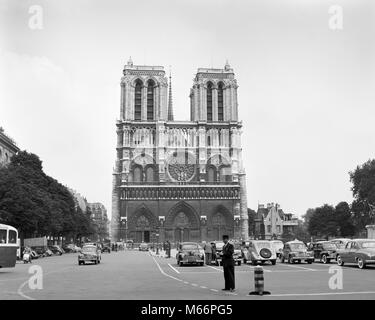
xmin=176 ymin=242 xmax=204 ymax=266
xmin=270 ymin=240 xmax=284 ymax=258
xmin=337 ymin=239 xmax=375 ymax=269
xmin=139 ymin=243 xmax=149 ymax=251
xmin=247 ymin=240 xmax=277 ymax=265
xmin=330 ymin=238 xmax=351 ymax=250
xmin=78 ymin=245 xmax=101 ymax=265
xmin=281 ymin=240 xmax=314 ymax=264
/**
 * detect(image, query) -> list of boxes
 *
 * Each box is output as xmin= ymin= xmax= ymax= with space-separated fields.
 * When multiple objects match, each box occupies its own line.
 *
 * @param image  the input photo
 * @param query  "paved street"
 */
xmin=1 ymin=250 xmax=375 ymax=300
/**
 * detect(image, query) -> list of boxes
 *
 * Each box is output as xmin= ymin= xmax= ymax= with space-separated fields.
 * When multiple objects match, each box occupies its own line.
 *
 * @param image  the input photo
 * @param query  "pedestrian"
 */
xmin=166 ymin=240 xmax=171 ymax=258
xmin=203 ymin=241 xmax=212 ymax=265
xmin=221 ymin=235 xmax=235 ymax=292
xmin=211 ymin=242 xmax=217 ymax=263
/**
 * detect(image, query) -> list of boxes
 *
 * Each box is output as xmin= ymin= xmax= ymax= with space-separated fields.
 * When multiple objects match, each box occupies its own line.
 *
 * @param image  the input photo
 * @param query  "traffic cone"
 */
xmin=249 ymin=265 xmax=271 ymax=295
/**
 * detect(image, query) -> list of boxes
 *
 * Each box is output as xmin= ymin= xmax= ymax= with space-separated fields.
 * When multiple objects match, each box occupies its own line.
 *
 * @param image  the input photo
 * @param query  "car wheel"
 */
xmin=288 ymin=257 xmax=294 ymax=264
xmin=321 ymin=255 xmax=328 ymax=264
xmin=307 ymin=259 xmax=313 ymax=264
xmin=179 ymin=261 xmax=183 ymax=267
xmin=297 ymin=260 xmax=301 ymax=264
xmin=251 ymin=260 xmax=257 ymax=266
xmin=280 ymin=256 xmax=285 ymax=263
xmin=94 ymin=260 xmax=97 ymax=265
xmin=271 ymin=259 xmax=276 ymax=265
xmin=357 ymin=258 xmax=366 ymax=269
xmin=337 ymin=255 xmax=344 ymax=266
xmin=238 ymin=261 xmax=242 ymax=266
xmin=243 ymin=259 xmax=247 ymax=264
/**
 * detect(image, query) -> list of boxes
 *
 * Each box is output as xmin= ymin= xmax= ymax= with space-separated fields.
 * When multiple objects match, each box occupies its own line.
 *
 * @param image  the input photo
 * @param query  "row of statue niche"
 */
xmin=124 ymin=188 xmax=239 ymax=199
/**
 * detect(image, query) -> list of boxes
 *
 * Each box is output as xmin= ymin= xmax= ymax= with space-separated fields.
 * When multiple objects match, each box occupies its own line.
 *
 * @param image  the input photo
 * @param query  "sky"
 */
xmin=1 ymin=0 xmax=374 ymax=218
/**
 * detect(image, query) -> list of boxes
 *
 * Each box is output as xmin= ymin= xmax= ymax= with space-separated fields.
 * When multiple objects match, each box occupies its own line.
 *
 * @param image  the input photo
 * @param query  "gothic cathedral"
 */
xmin=111 ymin=58 xmax=249 ymax=243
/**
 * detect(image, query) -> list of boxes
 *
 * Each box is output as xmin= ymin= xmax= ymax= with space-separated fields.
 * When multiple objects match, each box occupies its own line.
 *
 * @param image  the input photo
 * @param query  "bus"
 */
xmin=0 ymin=224 xmax=19 ymax=268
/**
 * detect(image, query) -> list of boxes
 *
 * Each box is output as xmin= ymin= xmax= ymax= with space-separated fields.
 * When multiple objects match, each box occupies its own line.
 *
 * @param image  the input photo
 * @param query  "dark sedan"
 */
xmin=176 ymin=242 xmax=204 ymax=266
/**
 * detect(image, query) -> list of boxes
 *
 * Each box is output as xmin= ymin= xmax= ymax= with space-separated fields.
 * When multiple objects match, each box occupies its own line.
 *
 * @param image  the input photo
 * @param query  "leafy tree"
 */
xmin=334 ymin=201 xmax=355 ymax=237
xmin=308 ymin=204 xmax=336 ymax=238
xmin=349 ymin=159 xmax=375 ymax=232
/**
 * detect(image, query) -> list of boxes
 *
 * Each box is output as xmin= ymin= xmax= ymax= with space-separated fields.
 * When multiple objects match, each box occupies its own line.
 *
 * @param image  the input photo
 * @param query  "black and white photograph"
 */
xmin=1 ymin=0 xmax=375 ymax=310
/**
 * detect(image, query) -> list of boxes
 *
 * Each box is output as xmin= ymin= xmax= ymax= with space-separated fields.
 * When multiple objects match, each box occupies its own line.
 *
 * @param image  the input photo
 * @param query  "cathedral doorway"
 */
xmin=212 ymin=213 xmax=226 ymax=240
xmin=173 ymin=212 xmax=191 ymax=242
xmin=135 ymin=215 xmax=151 ymax=243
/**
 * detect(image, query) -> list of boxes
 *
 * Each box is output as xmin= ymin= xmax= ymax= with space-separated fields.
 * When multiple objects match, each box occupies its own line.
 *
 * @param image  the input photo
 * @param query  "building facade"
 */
xmin=87 ymin=203 xmax=109 ymax=241
xmin=0 ymin=127 xmax=19 ymax=167
xmin=254 ymin=203 xmax=299 ymax=240
xmin=111 ymin=58 xmax=248 ymax=243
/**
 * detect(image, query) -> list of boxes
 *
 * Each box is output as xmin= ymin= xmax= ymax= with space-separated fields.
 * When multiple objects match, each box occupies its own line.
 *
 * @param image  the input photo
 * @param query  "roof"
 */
xmin=0 ymin=224 xmax=18 ymax=232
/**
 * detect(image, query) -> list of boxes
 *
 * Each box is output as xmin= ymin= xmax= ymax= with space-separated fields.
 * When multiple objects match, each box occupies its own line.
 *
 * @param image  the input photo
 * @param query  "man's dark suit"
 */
xmin=222 ymin=241 xmax=235 ymax=290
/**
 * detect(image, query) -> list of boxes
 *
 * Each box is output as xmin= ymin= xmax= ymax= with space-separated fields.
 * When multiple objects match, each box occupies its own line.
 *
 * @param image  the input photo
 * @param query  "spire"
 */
xmin=224 ymin=59 xmax=231 ymax=71
xmin=167 ymin=66 xmax=174 ymax=121
xmin=127 ymin=56 xmax=133 ymax=66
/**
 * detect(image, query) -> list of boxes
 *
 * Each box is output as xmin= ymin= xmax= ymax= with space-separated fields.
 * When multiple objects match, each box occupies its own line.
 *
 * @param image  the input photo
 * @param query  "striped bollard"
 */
xmin=249 ymin=265 xmax=271 ymax=295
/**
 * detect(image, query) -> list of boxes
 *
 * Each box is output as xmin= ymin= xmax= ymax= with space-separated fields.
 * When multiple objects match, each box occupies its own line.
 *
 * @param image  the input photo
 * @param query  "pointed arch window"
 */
xmin=134 ymin=80 xmax=142 ymax=121
xmin=147 ymin=80 xmax=155 ymax=121
xmin=218 ymin=82 xmax=224 ymax=121
xmin=206 ymin=82 xmax=213 ymax=121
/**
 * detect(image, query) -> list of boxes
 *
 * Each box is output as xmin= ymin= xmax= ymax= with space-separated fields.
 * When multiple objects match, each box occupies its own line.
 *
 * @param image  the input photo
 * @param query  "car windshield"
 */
xmin=82 ymin=246 xmax=96 ymax=253
xmin=290 ymin=243 xmax=306 ymax=250
xmin=181 ymin=244 xmax=200 ymax=250
xmin=255 ymin=241 xmax=271 ymax=248
xmin=361 ymin=242 xmax=375 ymax=248
xmin=323 ymin=243 xmax=337 ymax=250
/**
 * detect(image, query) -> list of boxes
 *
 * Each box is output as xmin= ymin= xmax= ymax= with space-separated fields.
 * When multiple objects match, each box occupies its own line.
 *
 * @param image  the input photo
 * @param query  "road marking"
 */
xmin=200 ymin=286 xmax=207 ymax=289
xmin=208 ymin=265 xmax=223 ymax=272
xmin=283 ymin=264 xmax=316 ymax=271
xmin=151 ymin=256 xmax=183 ymax=282
xmin=210 ymin=289 xmax=219 ymax=292
xmin=183 ymin=281 xmax=189 ymax=284
xmin=168 ymin=263 xmax=180 ymax=274
xmin=260 ymin=291 xmax=375 ymax=297
xmin=191 ymin=283 xmax=198 ymax=287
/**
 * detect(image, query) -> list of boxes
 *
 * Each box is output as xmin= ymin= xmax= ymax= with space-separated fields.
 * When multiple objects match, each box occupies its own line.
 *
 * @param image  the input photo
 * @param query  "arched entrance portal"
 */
xmin=135 ymin=215 xmax=151 ymax=243
xmin=212 ymin=213 xmax=226 ymax=240
xmin=173 ymin=212 xmax=191 ymax=242
xmin=165 ymin=201 xmax=200 ymax=242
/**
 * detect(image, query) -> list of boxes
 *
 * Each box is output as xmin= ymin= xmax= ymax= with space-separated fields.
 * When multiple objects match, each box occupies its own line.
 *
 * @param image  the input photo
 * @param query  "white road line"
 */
xmin=260 ymin=291 xmax=375 ymax=297
xmin=283 ymin=264 xmax=316 ymax=271
xmin=210 ymin=289 xmax=219 ymax=292
xmin=208 ymin=265 xmax=223 ymax=272
xmin=151 ymin=256 xmax=183 ymax=282
xmin=200 ymin=286 xmax=207 ymax=289
xmin=168 ymin=263 xmax=180 ymax=274
xmin=183 ymin=281 xmax=189 ymax=284
xmin=191 ymin=283 xmax=198 ymax=287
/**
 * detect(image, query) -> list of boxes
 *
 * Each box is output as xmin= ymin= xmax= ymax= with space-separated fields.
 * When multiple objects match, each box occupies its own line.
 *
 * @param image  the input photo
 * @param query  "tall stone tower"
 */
xmin=111 ymin=59 xmax=248 ymax=243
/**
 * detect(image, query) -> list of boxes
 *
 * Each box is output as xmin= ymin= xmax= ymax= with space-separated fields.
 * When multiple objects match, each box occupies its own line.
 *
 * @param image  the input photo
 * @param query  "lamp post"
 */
xmin=156 ymin=233 xmax=159 ymax=255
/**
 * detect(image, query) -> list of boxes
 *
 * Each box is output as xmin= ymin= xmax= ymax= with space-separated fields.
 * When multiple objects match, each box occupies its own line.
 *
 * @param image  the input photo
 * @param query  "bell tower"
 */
xmin=120 ymin=57 xmax=169 ymax=121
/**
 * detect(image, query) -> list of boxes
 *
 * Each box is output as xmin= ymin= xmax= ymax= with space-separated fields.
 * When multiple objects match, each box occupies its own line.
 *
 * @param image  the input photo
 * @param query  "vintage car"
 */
xmin=78 ymin=245 xmax=101 ymax=265
xmin=270 ymin=240 xmax=284 ymax=259
xmin=337 ymin=239 xmax=375 ymax=269
xmin=281 ymin=240 xmax=314 ymax=264
xmin=330 ymin=238 xmax=351 ymax=250
xmin=308 ymin=241 xmax=338 ymax=263
xmin=139 ymin=242 xmax=149 ymax=251
xmin=246 ymin=240 xmax=277 ymax=265
xmin=176 ymin=242 xmax=204 ymax=266
xmin=232 ymin=242 xmax=243 ymax=266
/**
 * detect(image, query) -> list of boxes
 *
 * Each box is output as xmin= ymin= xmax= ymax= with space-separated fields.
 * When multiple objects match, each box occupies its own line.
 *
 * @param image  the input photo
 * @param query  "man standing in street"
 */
xmin=203 ymin=241 xmax=212 ymax=265
xmin=221 ymin=235 xmax=235 ymax=292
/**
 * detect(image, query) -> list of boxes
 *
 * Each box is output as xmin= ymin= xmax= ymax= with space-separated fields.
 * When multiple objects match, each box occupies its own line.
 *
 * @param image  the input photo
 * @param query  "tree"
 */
xmin=349 ymin=159 xmax=375 ymax=233
xmin=334 ymin=202 xmax=355 ymax=237
xmin=0 ymin=151 xmax=96 ymax=241
xmin=308 ymin=204 xmax=336 ymax=239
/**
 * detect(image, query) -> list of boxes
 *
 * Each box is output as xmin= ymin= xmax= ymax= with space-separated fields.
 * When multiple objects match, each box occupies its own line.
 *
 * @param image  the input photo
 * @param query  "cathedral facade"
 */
xmin=111 ymin=58 xmax=249 ymax=243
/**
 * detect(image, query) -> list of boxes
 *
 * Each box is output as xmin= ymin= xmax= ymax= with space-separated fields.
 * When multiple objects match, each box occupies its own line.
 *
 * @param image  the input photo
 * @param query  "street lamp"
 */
xmin=156 ymin=233 xmax=159 ymax=255
xmin=120 ymin=217 xmax=127 ymax=244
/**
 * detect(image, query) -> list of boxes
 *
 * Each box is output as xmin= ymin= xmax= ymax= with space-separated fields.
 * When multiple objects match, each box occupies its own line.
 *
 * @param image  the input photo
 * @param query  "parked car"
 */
xmin=101 ymin=244 xmax=111 ymax=253
xmin=232 ymin=242 xmax=243 ymax=266
xmin=176 ymin=242 xmax=204 ymax=266
xmin=337 ymin=239 xmax=375 ymax=269
xmin=139 ymin=243 xmax=149 ymax=251
xmin=78 ymin=245 xmax=102 ymax=265
xmin=49 ymin=245 xmax=64 ymax=255
xmin=270 ymin=240 xmax=284 ymax=259
xmin=308 ymin=241 xmax=338 ymax=264
xmin=281 ymin=240 xmax=314 ymax=264
xmin=246 ymin=240 xmax=277 ymax=265
xmin=330 ymin=238 xmax=351 ymax=250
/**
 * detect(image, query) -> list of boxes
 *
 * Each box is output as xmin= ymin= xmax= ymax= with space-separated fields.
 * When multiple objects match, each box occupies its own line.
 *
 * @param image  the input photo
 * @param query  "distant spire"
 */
xmin=168 ymin=66 xmax=174 ymax=121
xmin=224 ymin=59 xmax=230 ymax=71
xmin=127 ymin=56 xmax=133 ymax=66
